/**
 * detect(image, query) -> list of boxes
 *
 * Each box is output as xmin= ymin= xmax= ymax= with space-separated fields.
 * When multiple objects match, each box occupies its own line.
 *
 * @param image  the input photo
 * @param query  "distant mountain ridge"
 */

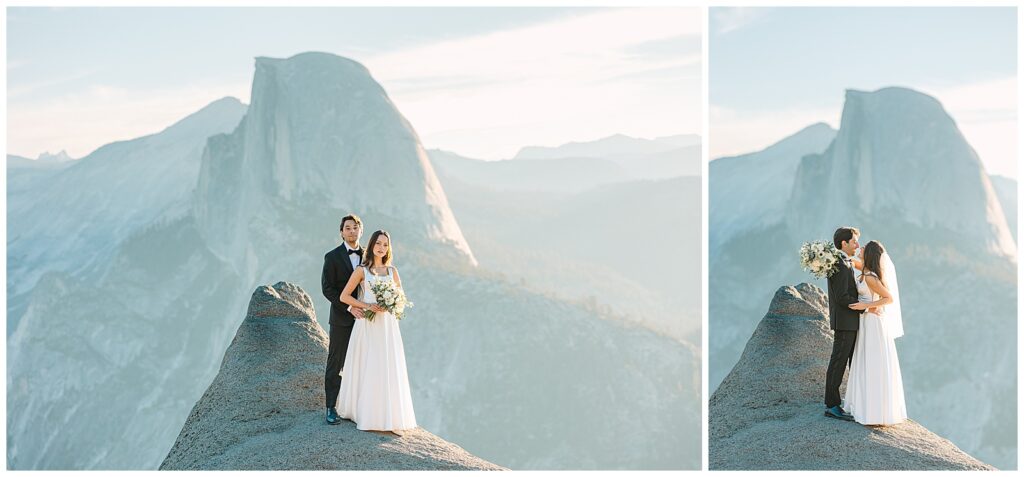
xmin=6 ymin=96 xmax=248 ymax=333
xmin=709 ymin=122 xmax=836 ymax=256
xmin=513 ymin=133 xmax=699 ymax=160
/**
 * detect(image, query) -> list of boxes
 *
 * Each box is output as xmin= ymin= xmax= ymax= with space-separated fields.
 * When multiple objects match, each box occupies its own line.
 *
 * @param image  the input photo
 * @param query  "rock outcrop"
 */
xmin=160 ymin=282 xmax=503 ymax=471
xmin=709 ymin=284 xmax=992 ymax=470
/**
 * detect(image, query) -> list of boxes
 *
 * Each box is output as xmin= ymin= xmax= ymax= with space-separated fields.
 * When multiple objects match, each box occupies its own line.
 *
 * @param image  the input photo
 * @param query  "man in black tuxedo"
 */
xmin=322 ymin=214 xmax=366 ymax=425
xmin=824 ymin=226 xmax=861 ymax=421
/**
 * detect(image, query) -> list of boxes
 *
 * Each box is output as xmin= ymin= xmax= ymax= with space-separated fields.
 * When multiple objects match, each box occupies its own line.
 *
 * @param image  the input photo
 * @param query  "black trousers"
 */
xmin=325 ymin=321 xmax=354 ymax=408
xmin=824 ymin=329 xmax=858 ymax=408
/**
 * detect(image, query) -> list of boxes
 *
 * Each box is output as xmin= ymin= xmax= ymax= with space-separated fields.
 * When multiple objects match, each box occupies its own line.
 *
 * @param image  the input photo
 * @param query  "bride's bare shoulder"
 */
xmin=863 ymin=272 xmax=889 ymax=292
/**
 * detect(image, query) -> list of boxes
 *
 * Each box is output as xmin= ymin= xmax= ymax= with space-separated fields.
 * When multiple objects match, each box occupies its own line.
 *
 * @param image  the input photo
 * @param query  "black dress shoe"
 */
xmin=824 ymin=405 xmax=854 ymax=421
xmin=326 ymin=407 xmax=341 ymax=425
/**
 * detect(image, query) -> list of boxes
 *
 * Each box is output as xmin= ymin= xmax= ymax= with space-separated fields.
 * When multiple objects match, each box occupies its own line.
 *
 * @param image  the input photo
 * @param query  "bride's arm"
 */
xmin=857 ymin=275 xmax=893 ymax=309
xmin=849 ymin=256 xmax=864 ymax=271
xmin=339 ymin=268 xmax=383 ymax=313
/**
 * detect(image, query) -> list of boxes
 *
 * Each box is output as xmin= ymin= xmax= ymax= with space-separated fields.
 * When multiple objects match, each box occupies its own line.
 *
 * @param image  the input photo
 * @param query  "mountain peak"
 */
xmin=194 ymin=51 xmax=476 ymax=266
xmin=797 ymin=121 xmax=836 ymax=136
xmin=786 ymin=87 xmax=1015 ymax=258
xmin=160 ymin=282 xmax=503 ymax=471
xmin=251 ymin=52 xmax=384 ymax=103
xmin=158 ymin=96 xmax=248 ymax=140
xmin=37 ymin=150 xmax=74 ymax=162
xmin=754 ymin=122 xmax=837 ymax=161
xmin=708 ymin=122 xmax=836 ymax=254
xmin=256 ymin=51 xmax=371 ymax=74
xmin=709 ymin=283 xmax=993 ymax=470
xmin=845 ymin=85 xmax=940 ymax=104
xmin=838 ymin=87 xmax=954 ymax=137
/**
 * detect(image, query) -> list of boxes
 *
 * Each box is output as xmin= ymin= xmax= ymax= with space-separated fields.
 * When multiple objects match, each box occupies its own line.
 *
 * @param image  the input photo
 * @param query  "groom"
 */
xmin=322 ymin=214 xmax=366 ymax=425
xmin=824 ymin=226 xmax=861 ymax=421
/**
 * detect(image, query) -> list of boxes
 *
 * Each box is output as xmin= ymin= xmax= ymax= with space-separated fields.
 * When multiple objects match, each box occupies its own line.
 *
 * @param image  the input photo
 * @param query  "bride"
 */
xmin=336 ymin=229 xmax=417 ymax=434
xmin=844 ymin=240 xmax=907 ymax=426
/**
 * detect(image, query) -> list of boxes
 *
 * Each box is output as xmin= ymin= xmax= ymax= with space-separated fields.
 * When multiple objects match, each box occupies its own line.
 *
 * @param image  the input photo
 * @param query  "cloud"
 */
xmin=711 ymin=7 xmax=769 ymax=35
xmin=365 ymin=7 xmax=700 ymax=87
xmin=923 ymin=77 xmax=1017 ymax=178
xmin=7 ymin=58 xmax=27 ymax=71
xmin=7 ymin=8 xmax=702 ymax=162
xmin=8 ymin=68 xmax=98 ymax=98
xmin=362 ymin=7 xmax=703 ymax=159
xmin=921 ymin=77 xmax=1017 ymax=124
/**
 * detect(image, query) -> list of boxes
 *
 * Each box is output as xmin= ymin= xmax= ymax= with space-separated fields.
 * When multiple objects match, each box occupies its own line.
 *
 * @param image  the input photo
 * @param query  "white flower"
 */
xmin=799 ymin=239 xmax=841 ymax=278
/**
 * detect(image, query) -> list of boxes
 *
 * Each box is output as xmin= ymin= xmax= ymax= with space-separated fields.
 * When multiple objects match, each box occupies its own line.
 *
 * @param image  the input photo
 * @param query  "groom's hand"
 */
xmin=351 ymin=307 xmax=366 ymax=319
xmin=848 ymin=302 xmax=868 ymax=310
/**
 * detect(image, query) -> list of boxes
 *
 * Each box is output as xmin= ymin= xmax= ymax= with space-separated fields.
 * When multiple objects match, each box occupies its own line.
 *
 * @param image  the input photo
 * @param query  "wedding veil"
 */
xmin=881 ymin=252 xmax=904 ymax=338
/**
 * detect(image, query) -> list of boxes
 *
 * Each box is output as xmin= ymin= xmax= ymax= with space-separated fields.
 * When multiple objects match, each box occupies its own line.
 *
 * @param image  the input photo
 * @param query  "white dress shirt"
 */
xmin=344 ymin=243 xmax=361 ymax=270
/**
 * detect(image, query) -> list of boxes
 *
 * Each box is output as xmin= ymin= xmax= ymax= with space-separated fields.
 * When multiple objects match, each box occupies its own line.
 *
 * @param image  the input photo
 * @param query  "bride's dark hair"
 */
xmin=360 ymin=230 xmax=393 ymax=269
xmin=861 ymin=240 xmax=886 ymax=286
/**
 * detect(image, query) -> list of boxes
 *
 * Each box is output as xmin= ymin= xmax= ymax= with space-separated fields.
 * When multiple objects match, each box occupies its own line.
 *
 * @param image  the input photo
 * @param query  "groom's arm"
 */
xmin=321 ymin=254 xmax=341 ymax=306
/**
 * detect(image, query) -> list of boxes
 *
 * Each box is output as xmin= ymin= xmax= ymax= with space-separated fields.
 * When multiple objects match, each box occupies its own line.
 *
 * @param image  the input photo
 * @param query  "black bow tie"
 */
xmin=348 ymin=248 xmax=363 ymax=257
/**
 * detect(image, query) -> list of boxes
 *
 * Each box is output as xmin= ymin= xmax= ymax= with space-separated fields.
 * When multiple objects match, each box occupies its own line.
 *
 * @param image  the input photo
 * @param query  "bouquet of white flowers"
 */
xmin=799 ymin=240 xmax=843 ymax=279
xmin=364 ymin=279 xmax=414 ymax=321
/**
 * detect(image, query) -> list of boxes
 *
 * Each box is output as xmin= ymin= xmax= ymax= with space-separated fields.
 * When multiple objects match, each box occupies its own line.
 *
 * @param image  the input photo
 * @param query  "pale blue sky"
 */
xmin=711 ymin=7 xmax=1017 ymax=178
xmin=8 ymin=7 xmax=702 ymax=161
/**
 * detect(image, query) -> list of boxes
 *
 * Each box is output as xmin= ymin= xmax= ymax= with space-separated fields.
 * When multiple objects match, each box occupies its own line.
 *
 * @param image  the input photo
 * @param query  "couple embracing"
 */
xmin=321 ymin=214 xmax=416 ymax=435
xmin=824 ymin=226 xmax=907 ymax=426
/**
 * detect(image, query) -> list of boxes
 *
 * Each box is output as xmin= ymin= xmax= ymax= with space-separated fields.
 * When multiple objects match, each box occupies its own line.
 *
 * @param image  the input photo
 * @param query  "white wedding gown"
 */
xmin=337 ymin=266 xmax=417 ymax=431
xmin=843 ymin=269 xmax=907 ymax=425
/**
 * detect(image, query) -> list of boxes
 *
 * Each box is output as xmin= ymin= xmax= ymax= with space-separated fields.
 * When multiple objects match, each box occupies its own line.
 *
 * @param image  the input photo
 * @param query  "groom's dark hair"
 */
xmin=340 ymin=214 xmax=362 ymax=231
xmin=833 ymin=226 xmax=860 ymax=248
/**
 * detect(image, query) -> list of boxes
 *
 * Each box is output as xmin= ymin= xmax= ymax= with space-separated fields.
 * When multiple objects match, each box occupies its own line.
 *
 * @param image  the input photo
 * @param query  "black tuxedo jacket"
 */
xmin=827 ymin=256 xmax=861 ymax=331
xmin=321 ymin=245 xmax=362 ymax=327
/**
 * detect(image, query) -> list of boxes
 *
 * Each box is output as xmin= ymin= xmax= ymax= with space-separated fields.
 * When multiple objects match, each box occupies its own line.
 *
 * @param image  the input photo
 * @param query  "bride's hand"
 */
xmin=369 ymin=304 xmax=386 ymax=313
xmin=849 ymin=256 xmax=864 ymax=270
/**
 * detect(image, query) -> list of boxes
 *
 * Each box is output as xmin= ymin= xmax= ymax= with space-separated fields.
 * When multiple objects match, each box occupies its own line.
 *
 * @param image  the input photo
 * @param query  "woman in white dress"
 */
xmin=844 ymin=240 xmax=907 ymax=426
xmin=336 ymin=230 xmax=417 ymax=434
